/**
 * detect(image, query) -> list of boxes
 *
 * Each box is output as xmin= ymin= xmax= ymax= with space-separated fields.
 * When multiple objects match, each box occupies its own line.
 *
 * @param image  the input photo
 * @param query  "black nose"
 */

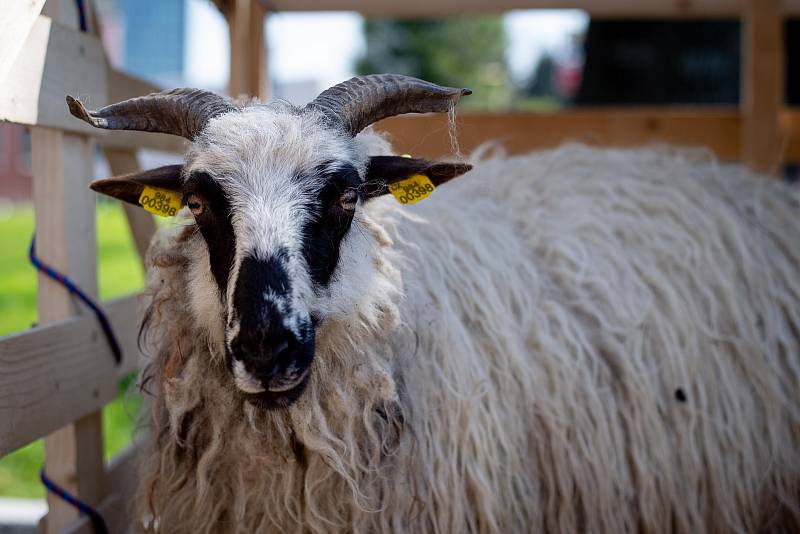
xmin=229 ymin=254 xmax=315 ymax=394
xmin=229 ymin=320 xmax=314 ymax=392
xmin=233 ymin=322 xmax=293 ymax=367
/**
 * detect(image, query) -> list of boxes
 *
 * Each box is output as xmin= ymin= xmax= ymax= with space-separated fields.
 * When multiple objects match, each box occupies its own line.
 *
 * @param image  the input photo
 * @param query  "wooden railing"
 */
xmin=1 ymin=1 xmax=171 ymax=532
xmin=0 ymin=0 xmax=795 ymax=532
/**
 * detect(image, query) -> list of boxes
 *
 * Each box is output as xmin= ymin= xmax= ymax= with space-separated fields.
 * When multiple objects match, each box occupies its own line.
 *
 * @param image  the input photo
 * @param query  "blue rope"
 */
xmin=40 ymin=467 xmax=109 ymax=534
xmin=29 ymin=236 xmax=122 ymax=364
xmin=74 ymin=0 xmax=88 ymax=32
xmin=38 ymin=6 xmax=109 ymax=534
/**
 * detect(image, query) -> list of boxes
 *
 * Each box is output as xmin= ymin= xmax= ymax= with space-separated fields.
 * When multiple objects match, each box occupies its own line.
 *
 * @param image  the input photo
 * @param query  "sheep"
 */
xmin=67 ymin=74 xmax=800 ymax=533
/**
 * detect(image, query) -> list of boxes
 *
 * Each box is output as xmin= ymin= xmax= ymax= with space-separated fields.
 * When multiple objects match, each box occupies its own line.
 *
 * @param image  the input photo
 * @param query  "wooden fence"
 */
xmin=0 ymin=0 xmax=797 ymax=532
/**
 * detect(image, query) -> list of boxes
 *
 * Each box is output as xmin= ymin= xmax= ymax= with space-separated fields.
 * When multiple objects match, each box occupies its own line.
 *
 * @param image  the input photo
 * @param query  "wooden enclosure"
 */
xmin=0 ymin=0 xmax=796 ymax=532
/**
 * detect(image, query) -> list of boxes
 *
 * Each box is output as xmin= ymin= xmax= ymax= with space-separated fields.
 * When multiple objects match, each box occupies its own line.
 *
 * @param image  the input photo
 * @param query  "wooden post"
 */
xmin=34 ymin=3 xmax=106 ymax=532
xmin=226 ymin=0 xmax=268 ymax=99
xmin=103 ymin=148 xmax=158 ymax=265
xmin=741 ymin=0 xmax=784 ymax=175
xmin=33 ymin=128 xmax=106 ymax=533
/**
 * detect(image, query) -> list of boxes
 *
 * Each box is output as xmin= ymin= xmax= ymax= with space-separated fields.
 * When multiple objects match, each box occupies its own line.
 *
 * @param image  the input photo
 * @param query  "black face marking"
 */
xmin=228 ymin=254 xmax=316 ymax=409
xmin=300 ymin=162 xmax=361 ymax=288
xmin=232 ymin=252 xmax=293 ymax=337
xmin=183 ymin=172 xmax=236 ymax=291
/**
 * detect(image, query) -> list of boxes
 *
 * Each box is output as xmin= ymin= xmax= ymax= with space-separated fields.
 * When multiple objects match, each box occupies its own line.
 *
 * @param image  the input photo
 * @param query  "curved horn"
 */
xmin=305 ymin=74 xmax=471 ymax=136
xmin=66 ymin=88 xmax=235 ymax=140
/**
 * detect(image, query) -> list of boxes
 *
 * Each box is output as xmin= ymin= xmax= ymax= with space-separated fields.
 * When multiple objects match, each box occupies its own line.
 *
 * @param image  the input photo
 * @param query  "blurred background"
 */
xmin=0 ymin=0 xmax=798 ymax=515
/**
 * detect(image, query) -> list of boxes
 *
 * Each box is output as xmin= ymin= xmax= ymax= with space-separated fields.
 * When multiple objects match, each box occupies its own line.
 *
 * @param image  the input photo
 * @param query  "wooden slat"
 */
xmin=0 ymin=295 xmax=143 ymax=457
xmin=0 ymin=15 xmax=186 ymax=153
xmin=226 ymin=0 xmax=268 ymax=99
xmin=741 ymin=0 xmax=785 ymax=175
xmin=62 ymin=442 xmax=142 ymax=534
xmin=256 ymin=0 xmax=800 ymax=17
xmin=374 ymin=108 xmax=745 ymax=160
xmin=0 ymin=16 xmax=105 ymax=135
xmin=0 ymin=0 xmax=46 ymax=84
xmin=31 ymin=122 xmax=105 ymax=531
xmin=783 ymin=108 xmax=800 ymax=163
xmin=31 ymin=111 xmax=105 ymax=532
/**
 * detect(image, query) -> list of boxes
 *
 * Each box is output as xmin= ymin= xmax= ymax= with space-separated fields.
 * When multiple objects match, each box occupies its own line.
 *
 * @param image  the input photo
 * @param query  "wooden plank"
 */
xmin=0 ymin=16 xmax=106 ymax=135
xmin=103 ymin=148 xmax=158 ymax=264
xmin=256 ymin=0 xmax=800 ymax=17
xmin=104 ymin=440 xmax=141 ymax=528
xmin=374 ymin=108 xmax=744 ymax=161
xmin=227 ymin=0 xmax=268 ymax=99
xmin=62 ymin=441 xmax=142 ymax=534
xmin=0 ymin=0 xmax=46 ymax=85
xmin=0 ymin=295 xmax=143 ymax=457
xmin=248 ymin=0 xmax=268 ymax=100
xmin=783 ymin=108 xmax=800 ymax=163
xmin=31 ymin=124 xmax=106 ymax=532
xmin=0 ymin=15 xmax=186 ymax=153
xmin=741 ymin=0 xmax=785 ymax=175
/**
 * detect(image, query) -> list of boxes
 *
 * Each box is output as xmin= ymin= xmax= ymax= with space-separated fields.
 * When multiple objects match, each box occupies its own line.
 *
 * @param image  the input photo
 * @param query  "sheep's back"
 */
xmin=376 ymin=144 xmax=800 ymax=533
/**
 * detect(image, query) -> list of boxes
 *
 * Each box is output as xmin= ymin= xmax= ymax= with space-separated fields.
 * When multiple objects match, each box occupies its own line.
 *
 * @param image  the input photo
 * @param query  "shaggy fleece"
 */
xmin=137 ymin=140 xmax=800 ymax=533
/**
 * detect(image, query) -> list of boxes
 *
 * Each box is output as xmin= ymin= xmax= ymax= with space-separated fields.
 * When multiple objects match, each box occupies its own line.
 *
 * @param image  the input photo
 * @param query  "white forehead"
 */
xmin=185 ymin=104 xmax=364 ymax=190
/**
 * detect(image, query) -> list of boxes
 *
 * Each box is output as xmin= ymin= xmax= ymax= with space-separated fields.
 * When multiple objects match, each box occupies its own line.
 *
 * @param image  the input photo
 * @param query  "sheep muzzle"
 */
xmin=225 ymin=255 xmax=315 ymax=409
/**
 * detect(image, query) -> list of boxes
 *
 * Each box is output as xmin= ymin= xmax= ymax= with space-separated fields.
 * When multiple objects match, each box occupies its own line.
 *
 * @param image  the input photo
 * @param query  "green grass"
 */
xmin=0 ymin=201 xmax=146 ymax=498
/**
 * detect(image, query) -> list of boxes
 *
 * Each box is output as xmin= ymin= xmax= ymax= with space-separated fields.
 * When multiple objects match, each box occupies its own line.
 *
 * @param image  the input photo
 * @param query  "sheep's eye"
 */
xmin=186 ymin=194 xmax=205 ymax=217
xmin=338 ymin=189 xmax=358 ymax=212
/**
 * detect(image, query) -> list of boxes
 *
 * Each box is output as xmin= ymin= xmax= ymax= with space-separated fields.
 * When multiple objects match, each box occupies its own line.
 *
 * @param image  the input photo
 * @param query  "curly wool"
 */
xmin=137 ymin=141 xmax=800 ymax=533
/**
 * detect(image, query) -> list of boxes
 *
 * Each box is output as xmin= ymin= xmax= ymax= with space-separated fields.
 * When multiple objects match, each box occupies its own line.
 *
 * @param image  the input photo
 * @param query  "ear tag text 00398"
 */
xmin=389 ymin=174 xmax=435 ymax=205
xmin=139 ymin=186 xmax=182 ymax=217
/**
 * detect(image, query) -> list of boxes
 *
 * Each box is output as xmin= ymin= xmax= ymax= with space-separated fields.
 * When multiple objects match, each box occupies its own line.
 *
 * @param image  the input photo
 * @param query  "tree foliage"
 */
xmin=356 ymin=17 xmax=511 ymax=109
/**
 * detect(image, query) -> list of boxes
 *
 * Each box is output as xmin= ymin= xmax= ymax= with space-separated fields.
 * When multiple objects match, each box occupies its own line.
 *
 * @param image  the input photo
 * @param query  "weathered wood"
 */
xmin=784 ymin=108 xmax=800 ymax=163
xmin=0 ymin=295 xmax=143 ymax=457
xmin=0 ymin=0 xmax=46 ymax=84
xmin=741 ymin=0 xmax=785 ymax=175
xmin=254 ymin=0 xmax=800 ymax=17
xmin=103 ymin=148 xmax=158 ymax=265
xmin=31 ymin=124 xmax=106 ymax=532
xmin=0 ymin=15 xmax=186 ymax=153
xmin=226 ymin=0 xmax=268 ymax=99
xmin=0 ymin=16 xmax=106 ymax=135
xmin=61 ymin=441 xmax=142 ymax=534
xmin=375 ymin=108 xmax=746 ymax=161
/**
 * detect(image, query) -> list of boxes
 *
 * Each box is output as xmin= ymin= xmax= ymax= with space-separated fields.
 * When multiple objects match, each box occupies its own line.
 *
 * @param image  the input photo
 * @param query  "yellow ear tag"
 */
xmin=138 ymin=186 xmax=182 ymax=217
xmin=389 ymin=174 xmax=435 ymax=205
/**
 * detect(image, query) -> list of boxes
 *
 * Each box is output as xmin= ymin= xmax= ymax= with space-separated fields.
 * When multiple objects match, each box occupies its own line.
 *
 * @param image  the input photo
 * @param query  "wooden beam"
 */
xmin=0 ymin=295 xmax=143 ymax=457
xmin=741 ymin=0 xmax=785 ymax=175
xmin=374 ymin=108 xmax=745 ymax=161
xmin=62 ymin=441 xmax=142 ymax=534
xmin=0 ymin=16 xmax=105 ymax=135
xmin=226 ymin=0 xmax=268 ymax=99
xmin=31 ymin=124 xmax=105 ymax=532
xmin=256 ymin=0 xmax=800 ymax=17
xmin=0 ymin=15 xmax=186 ymax=153
xmin=783 ymin=108 xmax=800 ymax=163
xmin=103 ymin=148 xmax=158 ymax=265
xmin=0 ymin=0 xmax=46 ymax=85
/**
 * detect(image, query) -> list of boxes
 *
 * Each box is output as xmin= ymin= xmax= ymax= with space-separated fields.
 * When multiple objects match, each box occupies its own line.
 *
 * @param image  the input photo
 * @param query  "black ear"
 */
xmin=361 ymin=156 xmax=472 ymax=201
xmin=90 ymin=164 xmax=183 ymax=211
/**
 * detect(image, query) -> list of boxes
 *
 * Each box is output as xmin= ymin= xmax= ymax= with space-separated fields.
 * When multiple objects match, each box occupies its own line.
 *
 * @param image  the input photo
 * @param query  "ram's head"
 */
xmin=68 ymin=74 xmax=471 ymax=408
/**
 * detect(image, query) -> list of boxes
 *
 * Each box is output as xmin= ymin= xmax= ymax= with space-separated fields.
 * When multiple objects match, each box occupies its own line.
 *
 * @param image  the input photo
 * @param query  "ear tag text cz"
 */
xmin=139 ymin=186 xmax=181 ymax=217
xmin=389 ymin=174 xmax=435 ymax=205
